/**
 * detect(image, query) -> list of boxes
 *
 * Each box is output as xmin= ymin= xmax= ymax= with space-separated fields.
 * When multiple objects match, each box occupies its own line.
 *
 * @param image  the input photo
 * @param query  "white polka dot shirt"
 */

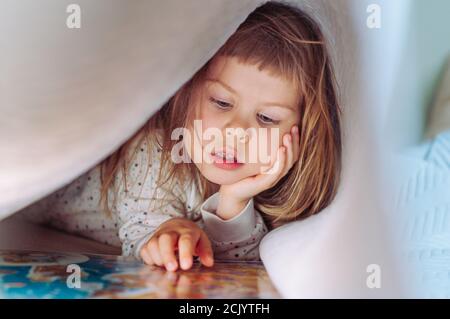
xmin=15 ymin=138 xmax=269 ymax=261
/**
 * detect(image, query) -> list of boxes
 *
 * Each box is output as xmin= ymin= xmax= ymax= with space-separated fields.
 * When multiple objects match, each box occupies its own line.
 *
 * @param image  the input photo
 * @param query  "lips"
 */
xmin=211 ymin=147 xmax=243 ymax=164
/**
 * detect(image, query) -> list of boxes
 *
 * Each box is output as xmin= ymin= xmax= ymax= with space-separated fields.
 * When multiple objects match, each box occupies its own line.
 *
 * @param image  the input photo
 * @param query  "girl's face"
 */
xmin=184 ymin=56 xmax=300 ymax=185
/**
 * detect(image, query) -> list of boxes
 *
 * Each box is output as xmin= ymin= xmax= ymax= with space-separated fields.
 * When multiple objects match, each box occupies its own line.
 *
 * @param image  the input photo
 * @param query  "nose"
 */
xmin=223 ymin=113 xmax=252 ymax=145
xmin=226 ymin=129 xmax=250 ymax=144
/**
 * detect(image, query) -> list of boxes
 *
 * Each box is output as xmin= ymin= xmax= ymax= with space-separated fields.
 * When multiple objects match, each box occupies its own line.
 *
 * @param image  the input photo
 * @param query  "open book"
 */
xmin=0 ymin=218 xmax=278 ymax=299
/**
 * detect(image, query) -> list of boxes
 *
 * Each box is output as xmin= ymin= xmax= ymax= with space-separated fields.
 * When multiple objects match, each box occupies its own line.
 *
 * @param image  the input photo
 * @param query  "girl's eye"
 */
xmin=210 ymin=97 xmax=232 ymax=109
xmin=257 ymin=113 xmax=279 ymax=125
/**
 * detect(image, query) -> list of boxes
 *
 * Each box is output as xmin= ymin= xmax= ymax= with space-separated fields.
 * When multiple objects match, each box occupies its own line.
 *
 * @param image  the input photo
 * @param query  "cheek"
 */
xmin=201 ymin=116 xmax=222 ymax=134
xmin=198 ymin=101 xmax=222 ymax=131
xmin=198 ymin=109 xmax=227 ymax=150
xmin=183 ymin=103 xmax=224 ymax=160
xmin=270 ymin=129 xmax=283 ymax=150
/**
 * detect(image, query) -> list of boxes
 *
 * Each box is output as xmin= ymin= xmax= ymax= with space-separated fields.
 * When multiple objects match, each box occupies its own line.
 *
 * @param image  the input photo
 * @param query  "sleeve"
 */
xmin=117 ymin=206 xmax=182 ymax=260
xmin=200 ymin=192 xmax=269 ymax=261
xmin=116 ymin=177 xmax=196 ymax=259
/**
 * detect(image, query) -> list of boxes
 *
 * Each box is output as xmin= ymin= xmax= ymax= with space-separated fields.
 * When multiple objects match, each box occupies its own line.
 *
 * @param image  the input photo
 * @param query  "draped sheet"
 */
xmin=1 ymin=0 xmax=403 ymax=297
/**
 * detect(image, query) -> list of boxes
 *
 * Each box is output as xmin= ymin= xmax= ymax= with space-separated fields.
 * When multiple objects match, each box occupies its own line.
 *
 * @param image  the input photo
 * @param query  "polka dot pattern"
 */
xmin=15 ymin=133 xmax=269 ymax=262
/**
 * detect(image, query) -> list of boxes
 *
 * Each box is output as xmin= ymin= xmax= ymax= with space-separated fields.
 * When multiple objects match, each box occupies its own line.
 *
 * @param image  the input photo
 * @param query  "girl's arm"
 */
xmin=200 ymin=192 xmax=268 ymax=261
xmin=117 ymin=188 xmax=268 ymax=262
xmin=197 ymin=126 xmax=300 ymax=261
xmin=116 ymin=205 xmax=184 ymax=260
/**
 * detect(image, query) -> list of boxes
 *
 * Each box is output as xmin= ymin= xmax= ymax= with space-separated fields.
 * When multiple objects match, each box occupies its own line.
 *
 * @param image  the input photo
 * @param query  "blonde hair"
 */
xmin=99 ymin=1 xmax=342 ymax=230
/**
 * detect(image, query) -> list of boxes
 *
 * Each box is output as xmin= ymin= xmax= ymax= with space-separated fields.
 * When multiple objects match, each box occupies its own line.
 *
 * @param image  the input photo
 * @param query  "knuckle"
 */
xmin=158 ymin=234 xmax=171 ymax=248
xmin=158 ymin=234 xmax=169 ymax=243
xmin=179 ymin=234 xmax=192 ymax=242
xmin=149 ymin=239 xmax=159 ymax=251
xmin=159 ymin=232 xmax=174 ymax=242
xmin=181 ymin=229 xmax=195 ymax=237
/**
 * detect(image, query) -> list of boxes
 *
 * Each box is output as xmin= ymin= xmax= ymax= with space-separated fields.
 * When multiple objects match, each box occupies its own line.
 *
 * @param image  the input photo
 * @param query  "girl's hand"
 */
xmin=217 ymin=125 xmax=300 ymax=220
xmin=140 ymin=218 xmax=214 ymax=272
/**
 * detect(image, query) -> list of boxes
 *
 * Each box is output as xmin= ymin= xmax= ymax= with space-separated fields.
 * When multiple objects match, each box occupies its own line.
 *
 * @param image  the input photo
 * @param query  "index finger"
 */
xmin=178 ymin=233 xmax=196 ymax=270
xmin=291 ymin=125 xmax=300 ymax=162
xmin=159 ymin=232 xmax=179 ymax=271
xmin=196 ymin=232 xmax=214 ymax=267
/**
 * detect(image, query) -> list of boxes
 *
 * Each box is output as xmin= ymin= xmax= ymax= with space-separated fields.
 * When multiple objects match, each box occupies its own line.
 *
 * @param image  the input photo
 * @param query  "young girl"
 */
xmin=16 ymin=1 xmax=341 ymax=272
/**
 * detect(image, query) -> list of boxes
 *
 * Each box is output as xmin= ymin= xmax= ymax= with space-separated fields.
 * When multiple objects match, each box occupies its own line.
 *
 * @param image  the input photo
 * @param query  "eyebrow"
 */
xmin=205 ymin=78 xmax=296 ymax=112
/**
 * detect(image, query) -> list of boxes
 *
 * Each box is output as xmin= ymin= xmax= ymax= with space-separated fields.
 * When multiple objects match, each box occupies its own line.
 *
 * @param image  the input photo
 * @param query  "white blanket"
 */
xmin=0 ymin=0 xmax=404 ymax=298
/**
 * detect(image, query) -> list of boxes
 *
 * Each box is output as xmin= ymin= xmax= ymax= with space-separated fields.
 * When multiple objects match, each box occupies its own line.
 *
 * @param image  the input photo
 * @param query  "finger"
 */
xmin=196 ymin=232 xmax=214 ymax=267
xmin=159 ymin=232 xmax=179 ymax=271
xmin=283 ymin=133 xmax=294 ymax=174
xmin=178 ymin=232 xmax=197 ymax=270
xmin=272 ymin=146 xmax=287 ymax=180
xmin=255 ymin=146 xmax=287 ymax=190
xmin=254 ymin=146 xmax=285 ymax=194
xmin=260 ymin=142 xmax=279 ymax=173
xmin=140 ymin=245 xmax=154 ymax=266
xmin=148 ymin=237 xmax=164 ymax=266
xmin=266 ymin=146 xmax=286 ymax=178
xmin=291 ymin=125 xmax=300 ymax=161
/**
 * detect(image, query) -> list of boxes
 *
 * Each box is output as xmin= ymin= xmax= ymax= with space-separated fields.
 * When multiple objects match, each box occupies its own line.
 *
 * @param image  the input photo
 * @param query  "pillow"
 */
xmin=392 ymin=130 xmax=450 ymax=298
